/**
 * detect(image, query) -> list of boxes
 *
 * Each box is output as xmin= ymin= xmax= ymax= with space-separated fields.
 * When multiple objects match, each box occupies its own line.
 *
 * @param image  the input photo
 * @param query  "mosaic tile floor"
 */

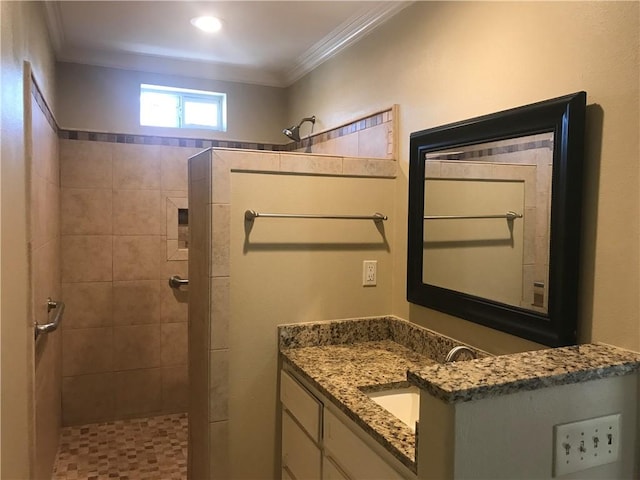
xmin=53 ymin=413 xmax=187 ymax=480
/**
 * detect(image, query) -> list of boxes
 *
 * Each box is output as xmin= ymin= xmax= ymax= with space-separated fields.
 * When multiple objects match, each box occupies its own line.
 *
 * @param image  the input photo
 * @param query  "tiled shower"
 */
xmin=30 ymin=67 xmax=395 ymax=476
xmin=58 ymin=140 xmax=195 ymax=425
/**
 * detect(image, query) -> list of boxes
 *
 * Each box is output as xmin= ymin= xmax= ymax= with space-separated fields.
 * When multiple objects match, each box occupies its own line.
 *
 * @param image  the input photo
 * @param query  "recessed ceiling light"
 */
xmin=191 ymin=16 xmax=222 ymax=33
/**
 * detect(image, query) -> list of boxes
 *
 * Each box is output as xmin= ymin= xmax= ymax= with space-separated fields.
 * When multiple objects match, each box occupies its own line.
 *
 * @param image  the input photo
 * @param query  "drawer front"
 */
xmin=283 ymin=410 xmax=322 ymax=480
xmin=322 ymin=455 xmax=350 ymax=480
xmin=324 ymin=409 xmax=404 ymax=480
xmin=281 ymin=370 xmax=322 ymax=441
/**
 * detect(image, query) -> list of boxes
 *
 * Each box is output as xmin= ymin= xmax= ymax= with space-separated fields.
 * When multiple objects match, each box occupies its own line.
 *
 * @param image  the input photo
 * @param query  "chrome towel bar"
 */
xmin=169 ymin=275 xmax=189 ymax=289
xmin=424 ymin=211 xmax=522 ymax=221
xmin=245 ymin=210 xmax=387 ymax=221
xmin=35 ymin=298 xmax=65 ymax=339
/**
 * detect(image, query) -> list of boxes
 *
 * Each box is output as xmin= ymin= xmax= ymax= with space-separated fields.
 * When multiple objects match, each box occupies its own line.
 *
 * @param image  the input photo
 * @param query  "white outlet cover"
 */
xmin=553 ymin=413 xmax=621 ymax=477
xmin=362 ymin=260 xmax=377 ymax=286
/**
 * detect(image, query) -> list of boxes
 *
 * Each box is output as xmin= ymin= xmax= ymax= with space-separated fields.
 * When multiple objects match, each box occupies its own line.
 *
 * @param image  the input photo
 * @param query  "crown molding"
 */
xmin=283 ymin=1 xmax=412 ymax=86
xmin=48 ymin=2 xmax=411 ymax=88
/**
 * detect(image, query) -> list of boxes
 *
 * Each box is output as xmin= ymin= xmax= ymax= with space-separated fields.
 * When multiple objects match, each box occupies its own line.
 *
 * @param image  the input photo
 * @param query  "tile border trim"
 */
xmin=31 ymin=74 xmax=58 ymax=133
xmin=425 ymin=137 xmax=553 ymax=161
xmin=56 ymin=108 xmax=394 ymax=154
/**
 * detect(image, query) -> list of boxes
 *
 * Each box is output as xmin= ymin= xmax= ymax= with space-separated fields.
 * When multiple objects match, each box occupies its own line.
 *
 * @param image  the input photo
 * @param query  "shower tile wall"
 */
xmin=59 ymin=139 xmax=200 ymax=426
xmin=31 ymin=80 xmax=62 ymax=479
xmin=293 ymin=107 xmax=396 ymax=159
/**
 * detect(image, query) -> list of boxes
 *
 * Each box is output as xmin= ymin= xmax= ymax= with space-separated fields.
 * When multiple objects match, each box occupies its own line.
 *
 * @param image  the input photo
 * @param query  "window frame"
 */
xmin=140 ymin=83 xmax=227 ymax=131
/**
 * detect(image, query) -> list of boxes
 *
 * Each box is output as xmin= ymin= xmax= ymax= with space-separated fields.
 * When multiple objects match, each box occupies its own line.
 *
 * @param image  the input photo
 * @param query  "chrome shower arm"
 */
xmin=283 ymin=115 xmax=316 ymax=142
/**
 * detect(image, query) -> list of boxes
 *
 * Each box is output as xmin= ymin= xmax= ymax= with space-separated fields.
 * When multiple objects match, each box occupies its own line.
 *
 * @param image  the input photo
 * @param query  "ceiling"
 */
xmin=44 ymin=1 xmax=411 ymax=87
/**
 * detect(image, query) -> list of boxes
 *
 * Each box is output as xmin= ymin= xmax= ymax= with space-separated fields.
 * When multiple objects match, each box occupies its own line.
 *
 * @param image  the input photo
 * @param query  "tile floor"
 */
xmin=52 ymin=413 xmax=187 ymax=479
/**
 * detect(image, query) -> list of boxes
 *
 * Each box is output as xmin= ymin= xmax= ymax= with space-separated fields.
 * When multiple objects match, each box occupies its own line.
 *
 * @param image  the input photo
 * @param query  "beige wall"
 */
xmin=0 ymin=1 xmax=57 ymax=477
xmin=56 ymin=62 xmax=288 ymax=144
xmin=456 ymin=374 xmax=638 ymax=479
xmin=230 ymin=171 xmax=395 ymax=479
xmin=287 ymin=1 xmax=640 ymax=353
xmin=59 ymin=139 xmax=192 ymax=425
xmin=419 ymin=373 xmax=638 ymax=479
xmin=186 ymin=148 xmax=397 ymax=479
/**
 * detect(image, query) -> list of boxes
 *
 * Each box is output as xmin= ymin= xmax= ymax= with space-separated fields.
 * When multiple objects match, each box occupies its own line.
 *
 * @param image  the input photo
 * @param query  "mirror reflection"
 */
xmin=408 ymin=92 xmax=585 ymax=346
xmin=422 ymin=132 xmax=553 ymax=313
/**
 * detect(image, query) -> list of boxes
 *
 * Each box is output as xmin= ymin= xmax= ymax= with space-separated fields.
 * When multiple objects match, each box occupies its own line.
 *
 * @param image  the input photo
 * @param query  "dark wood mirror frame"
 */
xmin=407 ymin=92 xmax=586 ymax=347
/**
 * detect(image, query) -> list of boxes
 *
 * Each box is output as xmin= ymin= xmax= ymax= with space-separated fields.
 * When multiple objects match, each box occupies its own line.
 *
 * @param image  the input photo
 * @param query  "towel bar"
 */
xmin=424 ymin=211 xmax=522 ymax=221
xmin=245 ymin=210 xmax=387 ymax=221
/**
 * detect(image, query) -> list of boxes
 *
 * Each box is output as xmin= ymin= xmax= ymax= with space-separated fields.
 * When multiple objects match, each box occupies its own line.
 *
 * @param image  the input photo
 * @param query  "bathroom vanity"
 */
xmin=278 ymin=316 xmax=640 ymax=479
xmin=281 ymin=368 xmax=410 ymax=480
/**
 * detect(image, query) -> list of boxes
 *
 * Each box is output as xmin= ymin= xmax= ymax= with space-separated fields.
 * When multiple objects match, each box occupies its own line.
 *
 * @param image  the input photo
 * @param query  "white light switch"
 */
xmin=553 ymin=413 xmax=621 ymax=476
xmin=362 ymin=260 xmax=377 ymax=286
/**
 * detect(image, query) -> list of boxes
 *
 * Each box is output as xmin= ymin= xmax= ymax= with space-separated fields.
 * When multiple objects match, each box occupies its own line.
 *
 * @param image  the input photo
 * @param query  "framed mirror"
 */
xmin=407 ymin=92 xmax=586 ymax=346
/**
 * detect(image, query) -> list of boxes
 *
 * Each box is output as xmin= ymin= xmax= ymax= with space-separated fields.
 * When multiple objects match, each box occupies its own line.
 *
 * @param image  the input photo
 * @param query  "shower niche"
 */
xmin=167 ymin=197 xmax=188 ymax=260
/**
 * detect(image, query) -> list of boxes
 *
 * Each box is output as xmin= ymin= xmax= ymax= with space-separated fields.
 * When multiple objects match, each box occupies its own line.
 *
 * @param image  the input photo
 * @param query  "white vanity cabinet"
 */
xmin=322 ymin=456 xmax=350 ymax=480
xmin=280 ymin=369 xmax=411 ymax=480
xmin=280 ymin=370 xmax=322 ymax=480
xmin=323 ymin=408 xmax=405 ymax=480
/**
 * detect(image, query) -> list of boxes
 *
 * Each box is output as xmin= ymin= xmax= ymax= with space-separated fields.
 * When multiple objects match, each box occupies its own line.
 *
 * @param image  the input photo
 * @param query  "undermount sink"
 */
xmin=364 ymin=386 xmax=420 ymax=432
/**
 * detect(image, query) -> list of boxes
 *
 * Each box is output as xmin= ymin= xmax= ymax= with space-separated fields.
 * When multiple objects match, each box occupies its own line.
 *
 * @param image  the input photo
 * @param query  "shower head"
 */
xmin=283 ymin=116 xmax=316 ymax=142
xmin=283 ymin=126 xmax=301 ymax=142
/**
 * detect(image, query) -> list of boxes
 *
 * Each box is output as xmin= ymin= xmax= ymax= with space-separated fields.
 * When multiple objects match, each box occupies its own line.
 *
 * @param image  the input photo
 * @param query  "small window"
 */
xmin=140 ymin=84 xmax=227 ymax=131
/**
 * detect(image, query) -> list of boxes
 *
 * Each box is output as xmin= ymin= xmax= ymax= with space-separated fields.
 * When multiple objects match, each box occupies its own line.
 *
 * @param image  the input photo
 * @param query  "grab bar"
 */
xmin=424 ymin=211 xmax=522 ymax=221
xmin=35 ymin=298 xmax=65 ymax=339
xmin=245 ymin=210 xmax=387 ymax=221
xmin=169 ymin=275 xmax=189 ymax=289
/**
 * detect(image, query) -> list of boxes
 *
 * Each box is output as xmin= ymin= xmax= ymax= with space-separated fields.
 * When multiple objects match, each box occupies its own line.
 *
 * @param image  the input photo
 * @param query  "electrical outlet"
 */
xmin=362 ymin=260 xmax=377 ymax=286
xmin=553 ymin=413 xmax=621 ymax=477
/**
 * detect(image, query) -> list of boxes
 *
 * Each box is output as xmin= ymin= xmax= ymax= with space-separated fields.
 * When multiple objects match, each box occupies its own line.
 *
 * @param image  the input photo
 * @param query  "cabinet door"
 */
xmin=282 ymin=410 xmax=322 ymax=480
xmin=324 ymin=409 xmax=405 ymax=480
xmin=323 ymin=455 xmax=350 ymax=480
xmin=281 ymin=370 xmax=322 ymax=441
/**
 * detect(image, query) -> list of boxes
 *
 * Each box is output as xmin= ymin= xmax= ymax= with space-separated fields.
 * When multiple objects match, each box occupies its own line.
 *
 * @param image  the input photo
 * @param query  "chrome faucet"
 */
xmin=445 ymin=345 xmax=477 ymax=363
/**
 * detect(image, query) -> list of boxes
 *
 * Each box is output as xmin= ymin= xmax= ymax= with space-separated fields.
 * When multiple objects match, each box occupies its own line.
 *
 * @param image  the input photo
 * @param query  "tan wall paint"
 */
xmin=56 ymin=62 xmax=287 ymax=144
xmin=187 ymin=148 xmax=397 ymax=479
xmin=418 ymin=372 xmax=639 ymax=479
xmin=230 ymin=172 xmax=395 ymax=479
xmin=0 ymin=1 xmax=57 ymax=477
xmin=287 ymin=1 xmax=640 ymax=353
xmin=452 ymin=374 xmax=638 ymax=479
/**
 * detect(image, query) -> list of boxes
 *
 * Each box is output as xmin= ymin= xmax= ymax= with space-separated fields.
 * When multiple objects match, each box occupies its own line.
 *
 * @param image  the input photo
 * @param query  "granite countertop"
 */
xmin=409 ymin=342 xmax=640 ymax=404
xmin=279 ymin=316 xmax=640 ymax=473
xmin=279 ymin=315 xmax=486 ymax=471
xmin=281 ymin=340 xmax=433 ymax=471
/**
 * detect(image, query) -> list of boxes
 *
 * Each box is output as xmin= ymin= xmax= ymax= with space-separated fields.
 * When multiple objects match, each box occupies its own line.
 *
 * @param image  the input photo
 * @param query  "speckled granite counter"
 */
xmin=282 ymin=340 xmax=431 ymax=471
xmin=409 ymin=343 xmax=640 ymax=404
xmin=279 ymin=316 xmax=487 ymax=471
xmin=278 ymin=315 xmax=640 ymax=472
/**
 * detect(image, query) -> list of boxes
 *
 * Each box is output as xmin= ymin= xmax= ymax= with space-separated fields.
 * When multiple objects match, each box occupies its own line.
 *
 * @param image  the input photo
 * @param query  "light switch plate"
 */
xmin=553 ymin=413 xmax=620 ymax=476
